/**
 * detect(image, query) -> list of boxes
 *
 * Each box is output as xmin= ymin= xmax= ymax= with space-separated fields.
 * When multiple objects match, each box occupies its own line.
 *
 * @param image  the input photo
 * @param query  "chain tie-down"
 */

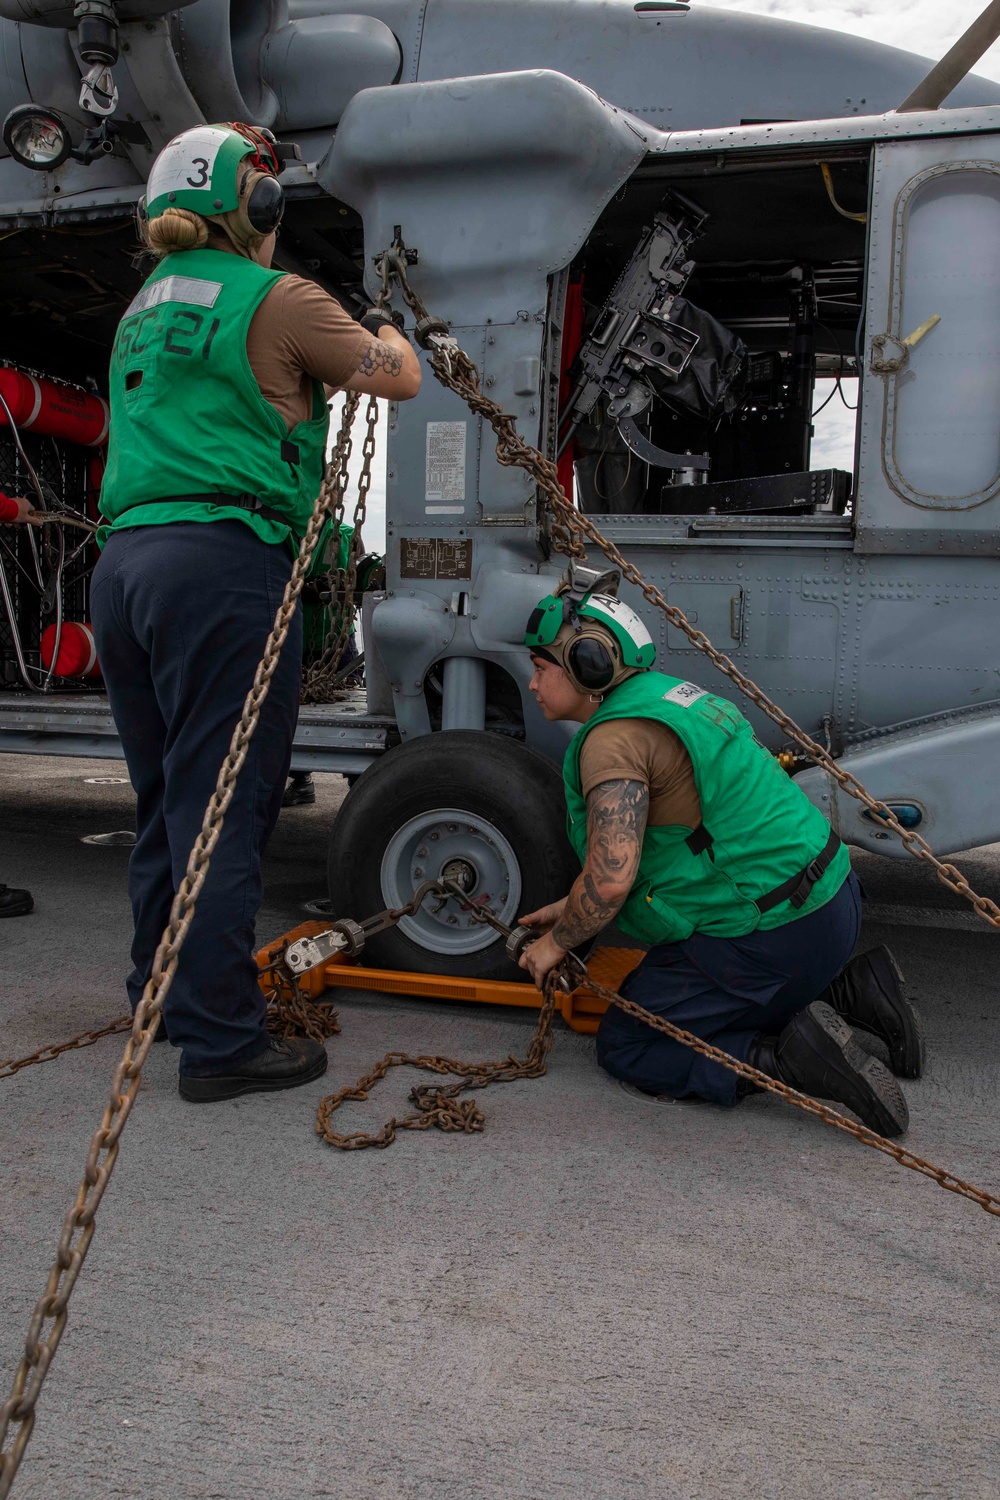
xmin=0 ymin=394 xmax=362 ymax=1498
xmin=302 ymin=880 xmax=1000 ymax=1221
xmin=300 ymin=392 xmax=379 ymax=704
xmin=3 ymin=246 xmax=999 ymax=1498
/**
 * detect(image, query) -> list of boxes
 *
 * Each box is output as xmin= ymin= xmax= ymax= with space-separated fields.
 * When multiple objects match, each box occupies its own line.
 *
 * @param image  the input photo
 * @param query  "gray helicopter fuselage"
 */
xmin=1 ymin=0 xmax=999 ymax=866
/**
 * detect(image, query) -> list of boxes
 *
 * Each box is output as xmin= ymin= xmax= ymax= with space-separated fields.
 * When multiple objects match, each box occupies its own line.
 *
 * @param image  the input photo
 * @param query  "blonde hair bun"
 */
xmin=143 ymin=206 xmax=209 ymax=257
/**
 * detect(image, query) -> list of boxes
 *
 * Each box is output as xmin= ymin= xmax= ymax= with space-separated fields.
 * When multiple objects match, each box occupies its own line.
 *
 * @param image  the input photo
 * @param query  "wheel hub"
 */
xmin=380 ymin=809 xmax=522 ymax=956
xmin=440 ymin=857 xmax=477 ymax=893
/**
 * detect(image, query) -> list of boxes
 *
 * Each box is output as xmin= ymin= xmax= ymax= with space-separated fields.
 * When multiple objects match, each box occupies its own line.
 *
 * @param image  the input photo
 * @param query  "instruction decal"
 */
xmin=400 ymin=538 xmax=473 ymax=581
xmin=425 ymin=421 xmax=466 ymax=508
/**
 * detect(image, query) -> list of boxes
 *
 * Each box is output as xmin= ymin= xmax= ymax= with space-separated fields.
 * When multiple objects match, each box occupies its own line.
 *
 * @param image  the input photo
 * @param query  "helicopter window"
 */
xmin=886 ymin=165 xmax=1000 ymax=507
xmin=560 ymin=152 xmax=869 ymax=523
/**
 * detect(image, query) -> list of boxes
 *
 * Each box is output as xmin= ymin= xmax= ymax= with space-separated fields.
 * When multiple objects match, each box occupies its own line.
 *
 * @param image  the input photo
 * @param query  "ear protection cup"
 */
xmin=567 ymin=635 xmax=616 ymax=691
xmin=243 ymin=171 xmax=284 ymax=234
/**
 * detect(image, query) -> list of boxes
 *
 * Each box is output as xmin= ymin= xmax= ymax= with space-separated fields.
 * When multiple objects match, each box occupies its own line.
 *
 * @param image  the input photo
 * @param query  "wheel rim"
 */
xmin=379 ymin=808 xmax=523 ymax=956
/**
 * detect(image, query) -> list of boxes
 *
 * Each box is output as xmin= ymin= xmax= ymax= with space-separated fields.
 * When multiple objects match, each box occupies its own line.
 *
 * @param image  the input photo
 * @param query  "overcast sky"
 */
xmin=351 ymin=2 xmax=1000 ymax=552
xmin=695 ymin=0 xmax=1000 ymax=82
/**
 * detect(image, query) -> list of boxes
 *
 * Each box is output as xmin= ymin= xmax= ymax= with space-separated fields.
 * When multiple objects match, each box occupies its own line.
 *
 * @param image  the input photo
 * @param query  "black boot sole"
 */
xmin=178 ymin=1049 xmax=328 ymax=1103
xmin=0 ymin=896 xmax=33 ymax=918
xmin=782 ymin=1002 xmax=909 ymax=1138
xmin=857 ymin=945 xmax=925 ymax=1080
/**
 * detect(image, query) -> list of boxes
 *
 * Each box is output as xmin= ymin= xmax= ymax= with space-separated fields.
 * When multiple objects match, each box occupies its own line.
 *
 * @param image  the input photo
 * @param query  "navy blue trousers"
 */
xmin=90 ymin=521 xmax=302 ymax=1076
xmin=596 ymin=871 xmax=863 ymax=1105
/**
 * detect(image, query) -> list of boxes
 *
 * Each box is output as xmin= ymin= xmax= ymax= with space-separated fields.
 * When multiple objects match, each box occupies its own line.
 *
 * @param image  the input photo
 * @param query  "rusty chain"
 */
xmin=316 ymin=988 xmax=556 ymax=1148
xmin=0 ymin=393 xmax=363 ymax=1499
xmin=0 ymin=976 xmax=337 ymax=1084
xmin=259 ymin=955 xmax=342 ymax=1045
xmin=5 ymin=248 xmax=1000 ymax=1492
xmin=0 ymin=1017 xmax=130 ymax=1080
xmin=386 ymin=261 xmax=1000 ymax=935
xmin=585 ymin=974 xmax=1000 ymax=1218
xmin=312 ymin=886 xmax=1000 ymax=1219
xmin=300 ymin=393 xmax=379 ymax=704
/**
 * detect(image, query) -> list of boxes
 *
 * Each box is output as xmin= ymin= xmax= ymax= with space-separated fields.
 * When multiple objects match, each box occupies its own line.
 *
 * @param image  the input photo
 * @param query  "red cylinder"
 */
xmin=0 ymin=367 xmax=109 ymax=448
xmin=40 ymin=622 xmax=101 ymax=679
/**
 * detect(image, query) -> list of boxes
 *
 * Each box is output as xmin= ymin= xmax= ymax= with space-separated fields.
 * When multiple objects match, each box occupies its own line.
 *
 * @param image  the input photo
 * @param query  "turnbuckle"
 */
xmin=284 ymin=879 xmax=449 ymax=975
xmin=282 ymin=879 xmax=587 ymax=995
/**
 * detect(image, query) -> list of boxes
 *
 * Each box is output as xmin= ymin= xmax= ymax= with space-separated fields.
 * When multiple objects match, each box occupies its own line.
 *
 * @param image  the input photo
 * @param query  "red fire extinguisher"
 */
xmin=0 ymin=367 xmax=109 ymax=448
xmin=40 ymin=622 xmax=101 ymax=679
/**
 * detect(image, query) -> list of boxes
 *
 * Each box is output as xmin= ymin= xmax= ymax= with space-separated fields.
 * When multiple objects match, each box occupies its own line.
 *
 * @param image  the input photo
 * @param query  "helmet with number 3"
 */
xmin=143 ymin=122 xmax=290 ymax=237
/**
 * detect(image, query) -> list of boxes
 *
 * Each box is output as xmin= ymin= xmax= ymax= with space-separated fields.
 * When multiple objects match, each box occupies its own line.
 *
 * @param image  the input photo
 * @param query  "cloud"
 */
xmin=694 ymin=1 xmax=1000 ymax=83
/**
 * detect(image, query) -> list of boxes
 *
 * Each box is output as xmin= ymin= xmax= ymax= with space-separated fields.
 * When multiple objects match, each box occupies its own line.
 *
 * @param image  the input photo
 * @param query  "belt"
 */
xmin=684 ymin=824 xmax=842 ymax=915
xmin=114 ymin=492 xmax=289 ymax=527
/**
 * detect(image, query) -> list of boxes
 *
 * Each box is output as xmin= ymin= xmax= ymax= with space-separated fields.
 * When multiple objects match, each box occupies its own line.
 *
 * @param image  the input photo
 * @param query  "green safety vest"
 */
xmin=563 ymin=670 xmax=850 ymax=946
xmin=98 ymin=248 xmax=329 ymax=550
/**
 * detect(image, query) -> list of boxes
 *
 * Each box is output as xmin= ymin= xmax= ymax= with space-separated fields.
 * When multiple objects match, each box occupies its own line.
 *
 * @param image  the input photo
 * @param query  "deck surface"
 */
xmin=2 ymin=753 xmax=999 ymax=1500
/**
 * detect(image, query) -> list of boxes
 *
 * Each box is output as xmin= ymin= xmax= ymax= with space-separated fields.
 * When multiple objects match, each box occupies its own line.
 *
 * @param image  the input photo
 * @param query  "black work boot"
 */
xmin=0 ymin=883 xmax=33 ymax=918
xmin=748 ymin=1001 xmax=909 ymax=1137
xmin=178 ymin=1037 xmax=328 ymax=1103
xmin=282 ymin=772 xmax=316 ymax=808
xmin=822 ymin=945 xmax=924 ymax=1079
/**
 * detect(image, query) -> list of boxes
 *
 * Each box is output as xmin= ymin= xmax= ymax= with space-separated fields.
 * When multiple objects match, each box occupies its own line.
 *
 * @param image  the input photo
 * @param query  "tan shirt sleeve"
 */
xmin=245 ymin=274 xmax=369 ymax=432
xmin=579 ymin=718 xmax=702 ymax=829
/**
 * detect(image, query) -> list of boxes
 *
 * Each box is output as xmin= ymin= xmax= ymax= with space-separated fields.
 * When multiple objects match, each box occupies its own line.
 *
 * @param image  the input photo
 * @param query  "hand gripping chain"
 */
xmin=3 ymin=252 xmax=1000 ymax=1498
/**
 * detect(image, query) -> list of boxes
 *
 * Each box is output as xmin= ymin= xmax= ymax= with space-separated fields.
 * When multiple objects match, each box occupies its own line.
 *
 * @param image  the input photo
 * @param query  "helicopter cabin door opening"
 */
xmin=559 ymin=146 xmax=870 ymax=527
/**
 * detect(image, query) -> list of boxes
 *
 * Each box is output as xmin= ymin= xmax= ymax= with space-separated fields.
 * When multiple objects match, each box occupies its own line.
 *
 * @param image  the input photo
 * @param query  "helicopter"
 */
xmin=2 ymin=0 xmax=1000 ymax=980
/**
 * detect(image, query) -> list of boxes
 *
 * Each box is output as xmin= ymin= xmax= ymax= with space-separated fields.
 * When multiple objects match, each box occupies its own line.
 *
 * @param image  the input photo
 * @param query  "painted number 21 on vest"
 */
xmin=117 ymin=308 xmax=222 ymax=363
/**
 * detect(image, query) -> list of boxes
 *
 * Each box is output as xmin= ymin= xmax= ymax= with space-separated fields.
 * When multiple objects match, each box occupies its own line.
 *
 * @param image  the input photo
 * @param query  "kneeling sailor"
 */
xmin=520 ymin=573 xmax=922 ymax=1137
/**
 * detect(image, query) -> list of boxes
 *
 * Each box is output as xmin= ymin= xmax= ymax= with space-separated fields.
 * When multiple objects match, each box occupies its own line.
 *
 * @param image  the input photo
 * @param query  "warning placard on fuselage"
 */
xmin=425 ymin=421 xmax=466 ymax=511
xmin=400 ymin=538 xmax=473 ymax=581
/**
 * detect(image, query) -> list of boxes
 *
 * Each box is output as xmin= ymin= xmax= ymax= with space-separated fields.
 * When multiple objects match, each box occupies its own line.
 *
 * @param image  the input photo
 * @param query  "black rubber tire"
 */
xmin=327 ymin=730 xmax=578 ymax=981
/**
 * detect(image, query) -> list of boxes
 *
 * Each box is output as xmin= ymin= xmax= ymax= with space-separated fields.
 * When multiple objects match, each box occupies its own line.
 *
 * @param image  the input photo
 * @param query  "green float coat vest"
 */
xmin=563 ymin=671 xmax=850 ymax=946
xmin=98 ymin=248 xmax=328 ymax=549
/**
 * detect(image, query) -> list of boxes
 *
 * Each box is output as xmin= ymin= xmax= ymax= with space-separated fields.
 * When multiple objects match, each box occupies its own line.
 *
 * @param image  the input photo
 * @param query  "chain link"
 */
xmin=0 ymin=1018 xmax=131 ymax=1081
xmin=312 ymin=887 xmax=1000 ymax=1219
xmin=388 ymin=266 xmax=1000 ymax=935
xmin=5 ymin=253 xmax=1000 ymax=1496
xmin=301 ymin=394 xmax=380 ymax=704
xmin=316 ymin=989 xmax=556 ymax=1148
xmin=584 ymin=973 xmax=1000 ymax=1217
xmin=0 ymin=396 xmax=363 ymax=1499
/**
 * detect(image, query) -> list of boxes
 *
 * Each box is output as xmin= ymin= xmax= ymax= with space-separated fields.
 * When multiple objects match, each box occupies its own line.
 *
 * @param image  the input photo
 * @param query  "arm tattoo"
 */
xmin=552 ymin=778 xmax=649 ymax=951
xmin=359 ymin=336 xmax=403 ymax=378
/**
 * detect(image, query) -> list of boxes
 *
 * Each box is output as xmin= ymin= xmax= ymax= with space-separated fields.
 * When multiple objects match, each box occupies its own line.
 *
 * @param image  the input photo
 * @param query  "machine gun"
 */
xmin=560 ymin=189 xmax=746 ymax=476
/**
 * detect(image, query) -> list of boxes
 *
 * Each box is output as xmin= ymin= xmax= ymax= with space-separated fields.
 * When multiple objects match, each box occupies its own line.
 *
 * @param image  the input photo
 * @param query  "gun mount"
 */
xmin=562 ymin=190 xmax=745 ymax=476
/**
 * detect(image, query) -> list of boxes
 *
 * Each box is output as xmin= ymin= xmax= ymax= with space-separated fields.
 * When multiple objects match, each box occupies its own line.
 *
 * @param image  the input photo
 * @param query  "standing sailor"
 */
xmin=92 ymin=123 xmax=420 ymax=1102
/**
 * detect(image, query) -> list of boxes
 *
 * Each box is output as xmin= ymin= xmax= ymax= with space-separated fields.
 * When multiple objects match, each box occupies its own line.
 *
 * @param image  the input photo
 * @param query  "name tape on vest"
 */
xmin=662 ymin=681 xmax=708 ymax=708
xmin=125 ymin=276 xmax=224 ymax=320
